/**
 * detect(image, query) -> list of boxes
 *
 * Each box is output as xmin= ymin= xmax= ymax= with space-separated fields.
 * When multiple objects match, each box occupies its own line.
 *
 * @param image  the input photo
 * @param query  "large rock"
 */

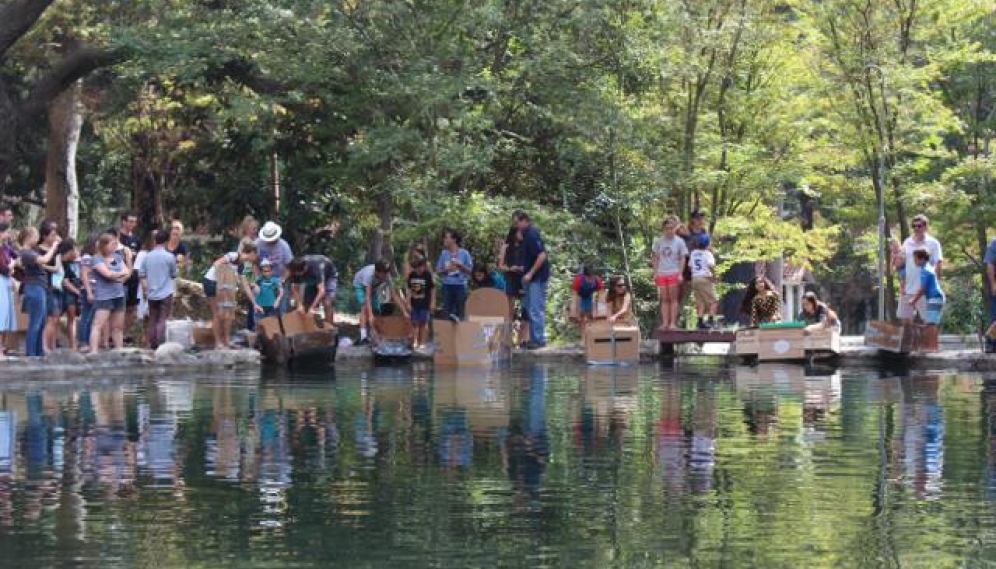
xmin=154 ymin=342 xmax=186 ymax=357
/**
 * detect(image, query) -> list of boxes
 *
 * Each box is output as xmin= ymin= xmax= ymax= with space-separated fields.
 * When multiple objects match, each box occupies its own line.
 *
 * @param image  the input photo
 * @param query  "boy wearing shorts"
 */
xmin=252 ymin=259 xmax=283 ymax=319
xmin=405 ymin=256 xmax=435 ymax=348
xmin=689 ymin=234 xmax=718 ymax=329
xmin=908 ymin=247 xmax=945 ymax=350
xmin=286 ymin=254 xmax=338 ymax=324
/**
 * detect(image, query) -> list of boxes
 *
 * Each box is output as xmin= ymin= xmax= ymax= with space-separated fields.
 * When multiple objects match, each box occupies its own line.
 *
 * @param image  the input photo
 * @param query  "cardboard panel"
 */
xmin=804 ymin=329 xmax=841 ymax=354
xmin=735 ymin=329 xmax=760 ymax=356
xmin=585 ymin=322 xmax=640 ymax=364
xmin=434 ymin=317 xmax=510 ymax=367
xmin=192 ymin=326 xmax=214 ymax=348
xmin=758 ymin=327 xmax=806 ymax=361
xmin=256 ymin=316 xmax=283 ymax=342
xmin=466 ymin=288 xmax=510 ymax=320
xmin=864 ymin=320 xmax=908 ymax=353
xmin=373 ymin=315 xmax=413 ymax=340
xmin=288 ymin=330 xmax=336 ymax=354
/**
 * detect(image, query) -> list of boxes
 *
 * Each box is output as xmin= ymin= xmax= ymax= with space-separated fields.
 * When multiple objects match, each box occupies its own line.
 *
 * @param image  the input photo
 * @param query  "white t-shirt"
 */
xmin=352 ymin=264 xmax=376 ymax=288
xmin=902 ymin=235 xmax=942 ymax=295
xmin=689 ymin=250 xmax=715 ymax=278
xmin=653 ymin=235 xmax=688 ymax=276
xmin=204 ymin=252 xmax=240 ymax=281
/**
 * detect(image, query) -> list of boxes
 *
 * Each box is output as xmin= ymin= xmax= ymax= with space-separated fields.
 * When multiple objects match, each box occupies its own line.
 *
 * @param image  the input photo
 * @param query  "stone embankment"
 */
xmin=0 ymin=343 xmax=260 ymax=379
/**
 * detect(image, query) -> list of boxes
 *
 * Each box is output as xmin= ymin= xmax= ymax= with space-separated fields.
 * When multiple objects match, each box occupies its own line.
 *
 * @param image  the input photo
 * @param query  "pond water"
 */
xmin=0 ymin=362 xmax=995 ymax=568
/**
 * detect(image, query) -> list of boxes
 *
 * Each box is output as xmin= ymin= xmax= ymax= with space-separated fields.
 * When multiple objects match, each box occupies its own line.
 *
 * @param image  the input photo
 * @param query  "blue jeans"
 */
xmin=988 ymin=294 xmax=996 ymax=351
xmin=442 ymin=284 xmax=467 ymax=319
xmin=23 ymin=284 xmax=47 ymax=357
xmin=77 ymin=290 xmax=95 ymax=346
xmin=524 ymin=279 xmax=548 ymax=345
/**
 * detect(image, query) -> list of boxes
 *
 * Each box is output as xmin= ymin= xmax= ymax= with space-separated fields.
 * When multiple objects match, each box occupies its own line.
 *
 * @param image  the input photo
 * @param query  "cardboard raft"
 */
xmin=735 ymin=326 xmax=840 ymax=361
xmin=434 ymin=288 xmax=513 ymax=367
xmin=371 ymin=314 xmax=414 ymax=357
xmin=863 ymin=320 xmax=938 ymax=353
xmin=257 ymin=311 xmax=337 ymax=363
xmin=585 ymin=321 xmax=641 ymax=365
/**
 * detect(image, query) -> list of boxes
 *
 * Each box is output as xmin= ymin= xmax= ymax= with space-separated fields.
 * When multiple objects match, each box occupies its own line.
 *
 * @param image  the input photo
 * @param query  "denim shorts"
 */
xmin=924 ymin=298 xmax=945 ymax=325
xmin=95 ymin=297 xmax=126 ymax=313
xmin=411 ymin=308 xmax=431 ymax=324
xmin=203 ymin=278 xmax=218 ymax=298
xmin=47 ymin=290 xmax=63 ymax=317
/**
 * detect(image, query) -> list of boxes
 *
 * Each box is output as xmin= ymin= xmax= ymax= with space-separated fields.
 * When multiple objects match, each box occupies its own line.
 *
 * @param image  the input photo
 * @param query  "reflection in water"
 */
xmin=0 ymin=365 xmax=990 ymax=567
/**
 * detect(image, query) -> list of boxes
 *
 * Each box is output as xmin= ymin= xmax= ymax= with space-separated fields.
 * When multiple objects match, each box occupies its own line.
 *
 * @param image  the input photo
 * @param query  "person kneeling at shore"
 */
xmin=203 ymin=240 xmax=258 ymax=349
xmin=287 ymin=254 xmax=338 ymax=325
xmin=798 ymin=291 xmax=840 ymax=334
xmin=908 ymin=247 xmax=945 ymax=348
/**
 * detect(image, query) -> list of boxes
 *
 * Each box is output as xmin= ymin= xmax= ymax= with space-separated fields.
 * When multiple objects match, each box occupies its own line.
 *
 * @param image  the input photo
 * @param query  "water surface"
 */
xmin=1 ymin=362 xmax=995 ymax=568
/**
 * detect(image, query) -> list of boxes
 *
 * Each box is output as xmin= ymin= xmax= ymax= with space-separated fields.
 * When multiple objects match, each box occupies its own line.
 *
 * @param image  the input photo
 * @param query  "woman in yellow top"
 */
xmin=740 ymin=276 xmax=781 ymax=326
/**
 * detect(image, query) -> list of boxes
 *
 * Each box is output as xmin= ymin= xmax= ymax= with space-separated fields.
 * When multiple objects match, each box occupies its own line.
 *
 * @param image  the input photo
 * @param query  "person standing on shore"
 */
xmin=118 ymin=212 xmax=142 ymax=344
xmin=984 ymin=234 xmax=996 ymax=353
xmin=514 ymin=210 xmax=549 ymax=349
xmin=256 ymin=222 xmax=294 ymax=314
xmin=652 ymin=215 xmax=689 ymax=330
xmin=139 ymin=229 xmax=178 ymax=350
xmin=899 ymin=214 xmax=943 ymax=325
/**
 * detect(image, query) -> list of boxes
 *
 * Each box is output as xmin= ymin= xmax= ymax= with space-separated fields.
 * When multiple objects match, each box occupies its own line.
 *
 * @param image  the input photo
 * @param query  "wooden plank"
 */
xmin=655 ymin=328 xmax=736 ymax=343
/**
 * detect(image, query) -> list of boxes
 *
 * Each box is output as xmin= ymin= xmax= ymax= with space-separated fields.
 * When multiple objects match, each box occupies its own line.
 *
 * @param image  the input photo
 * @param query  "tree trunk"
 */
xmin=367 ymin=190 xmax=394 ymax=266
xmin=270 ymin=150 xmax=280 ymax=216
xmin=0 ymin=79 xmax=19 ymax=184
xmin=44 ymin=81 xmax=83 ymax=237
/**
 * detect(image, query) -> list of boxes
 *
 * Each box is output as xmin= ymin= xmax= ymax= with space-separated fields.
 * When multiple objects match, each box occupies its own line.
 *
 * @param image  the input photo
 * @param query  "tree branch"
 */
xmin=22 ymin=45 xmax=119 ymax=117
xmin=0 ymin=0 xmax=56 ymax=58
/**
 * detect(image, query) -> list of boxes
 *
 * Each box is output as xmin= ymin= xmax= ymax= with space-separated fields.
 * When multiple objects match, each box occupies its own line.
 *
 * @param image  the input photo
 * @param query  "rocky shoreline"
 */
xmin=2 ymin=339 xmax=993 ymax=377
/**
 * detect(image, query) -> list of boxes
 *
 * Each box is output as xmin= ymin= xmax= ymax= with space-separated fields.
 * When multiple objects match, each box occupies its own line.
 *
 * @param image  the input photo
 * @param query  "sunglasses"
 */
xmin=912 ymin=223 xmax=926 ymax=228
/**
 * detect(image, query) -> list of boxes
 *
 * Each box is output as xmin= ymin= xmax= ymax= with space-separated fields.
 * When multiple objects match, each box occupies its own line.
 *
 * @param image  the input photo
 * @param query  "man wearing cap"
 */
xmin=256 ymin=221 xmax=295 ymax=313
xmin=678 ymin=209 xmax=710 ymax=310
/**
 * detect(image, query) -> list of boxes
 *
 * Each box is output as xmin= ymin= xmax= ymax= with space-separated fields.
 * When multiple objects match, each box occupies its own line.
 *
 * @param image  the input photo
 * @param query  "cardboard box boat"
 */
xmin=433 ymin=288 xmax=513 ymax=367
xmin=585 ymin=321 xmax=641 ymax=365
xmin=735 ymin=324 xmax=840 ymax=361
xmin=863 ymin=320 xmax=938 ymax=353
xmin=371 ymin=314 xmax=414 ymax=358
xmin=257 ymin=312 xmax=337 ymax=364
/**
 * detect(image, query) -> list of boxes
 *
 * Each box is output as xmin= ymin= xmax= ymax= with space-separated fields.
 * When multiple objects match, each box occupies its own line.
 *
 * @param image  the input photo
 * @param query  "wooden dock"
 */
xmin=655 ymin=327 xmax=736 ymax=357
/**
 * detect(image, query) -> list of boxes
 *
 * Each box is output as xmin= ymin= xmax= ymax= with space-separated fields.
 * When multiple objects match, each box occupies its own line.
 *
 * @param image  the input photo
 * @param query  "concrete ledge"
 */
xmin=0 ymin=347 xmax=261 ymax=378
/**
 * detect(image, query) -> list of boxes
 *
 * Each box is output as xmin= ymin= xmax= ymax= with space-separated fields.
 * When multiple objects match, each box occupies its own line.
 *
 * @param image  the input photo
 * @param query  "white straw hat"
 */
xmin=259 ymin=221 xmax=282 ymax=243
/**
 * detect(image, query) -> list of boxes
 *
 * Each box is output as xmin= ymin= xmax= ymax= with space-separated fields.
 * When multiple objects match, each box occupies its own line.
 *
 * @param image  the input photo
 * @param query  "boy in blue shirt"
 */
xmin=909 ymin=247 xmax=945 ymax=351
xmin=253 ymin=259 xmax=283 ymax=319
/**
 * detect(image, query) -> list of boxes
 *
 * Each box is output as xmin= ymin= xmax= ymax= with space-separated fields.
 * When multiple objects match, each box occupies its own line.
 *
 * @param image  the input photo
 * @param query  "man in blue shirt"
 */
xmin=514 ymin=210 xmax=549 ymax=349
xmin=984 ymin=236 xmax=996 ymax=353
xmin=139 ymin=229 xmax=178 ymax=349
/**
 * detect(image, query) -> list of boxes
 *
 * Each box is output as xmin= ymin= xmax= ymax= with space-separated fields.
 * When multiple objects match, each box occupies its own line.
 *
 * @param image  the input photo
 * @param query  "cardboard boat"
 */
xmin=863 ymin=320 xmax=938 ymax=354
xmin=735 ymin=322 xmax=840 ymax=362
xmin=583 ymin=291 xmax=641 ymax=366
xmin=371 ymin=314 xmax=414 ymax=360
xmin=256 ymin=311 xmax=338 ymax=364
xmin=434 ymin=288 xmax=512 ymax=367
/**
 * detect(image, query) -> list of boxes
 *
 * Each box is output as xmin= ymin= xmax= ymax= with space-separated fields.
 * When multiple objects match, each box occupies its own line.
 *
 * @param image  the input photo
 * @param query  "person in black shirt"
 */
xmin=405 ymin=256 xmax=435 ymax=348
xmin=118 ymin=212 xmax=142 ymax=343
xmin=286 ymin=255 xmax=338 ymax=325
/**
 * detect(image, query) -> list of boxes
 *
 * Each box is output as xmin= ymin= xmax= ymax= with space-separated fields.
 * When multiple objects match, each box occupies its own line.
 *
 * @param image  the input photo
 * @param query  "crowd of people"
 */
xmin=0 ymin=199 xmax=966 ymax=358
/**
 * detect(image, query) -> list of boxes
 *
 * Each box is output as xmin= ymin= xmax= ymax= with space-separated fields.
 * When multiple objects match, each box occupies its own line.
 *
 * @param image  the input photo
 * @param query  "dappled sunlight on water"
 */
xmin=0 ymin=363 xmax=994 ymax=567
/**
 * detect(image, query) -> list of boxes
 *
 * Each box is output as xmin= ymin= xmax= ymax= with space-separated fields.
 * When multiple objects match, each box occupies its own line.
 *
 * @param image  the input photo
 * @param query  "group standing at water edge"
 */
xmin=0 ymin=198 xmax=980 ymax=358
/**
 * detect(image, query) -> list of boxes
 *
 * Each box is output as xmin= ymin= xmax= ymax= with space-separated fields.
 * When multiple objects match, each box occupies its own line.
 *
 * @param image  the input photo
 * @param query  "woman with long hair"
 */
xmin=739 ymin=276 xmax=782 ymax=326
xmin=15 ymin=227 xmax=60 ymax=356
xmin=499 ymin=226 xmax=529 ymax=346
xmin=798 ymin=291 xmax=841 ymax=333
xmin=605 ymin=276 xmax=635 ymax=325
xmin=89 ymin=232 xmax=131 ymax=352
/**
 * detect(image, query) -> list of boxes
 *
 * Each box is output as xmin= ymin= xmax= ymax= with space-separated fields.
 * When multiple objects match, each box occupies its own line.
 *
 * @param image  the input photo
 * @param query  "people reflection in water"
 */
xmin=355 ymin=388 xmax=379 ymax=460
xmin=439 ymin=408 xmax=473 ymax=467
xmin=742 ymin=386 xmax=779 ymax=437
xmin=502 ymin=366 xmax=549 ymax=499
xmin=657 ymin=380 xmax=686 ymax=496
xmin=982 ymin=379 xmax=996 ymax=497
xmin=688 ymin=384 xmax=717 ymax=493
xmin=258 ymin=407 xmax=292 ymax=526
xmin=898 ymin=375 xmax=944 ymax=500
xmin=0 ymin=408 xmax=15 ymax=527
